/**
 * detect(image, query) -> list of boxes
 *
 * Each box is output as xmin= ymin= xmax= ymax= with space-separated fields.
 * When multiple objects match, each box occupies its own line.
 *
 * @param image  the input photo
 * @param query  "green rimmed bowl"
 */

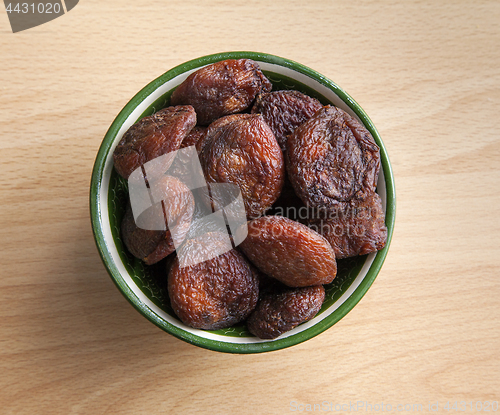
xmin=90 ymin=52 xmax=396 ymax=353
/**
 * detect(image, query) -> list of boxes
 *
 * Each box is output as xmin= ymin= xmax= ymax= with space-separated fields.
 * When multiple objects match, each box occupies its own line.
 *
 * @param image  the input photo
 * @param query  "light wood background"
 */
xmin=1 ymin=1 xmax=499 ymax=414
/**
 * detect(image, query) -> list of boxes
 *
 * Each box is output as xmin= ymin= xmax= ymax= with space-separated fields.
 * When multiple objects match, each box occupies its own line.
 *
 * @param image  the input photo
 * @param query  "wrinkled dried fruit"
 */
xmin=168 ymin=242 xmax=259 ymax=330
xmin=142 ymin=239 xmax=176 ymax=266
xmin=308 ymin=192 xmax=387 ymax=259
xmin=286 ymin=105 xmax=380 ymax=209
xmin=198 ymin=114 xmax=285 ymax=219
xmin=170 ymin=59 xmax=272 ymax=125
xmin=180 ymin=126 xmax=206 ymax=149
xmin=252 ymin=90 xmax=323 ymax=150
xmin=239 ymin=215 xmax=337 ymax=287
xmin=121 ymin=176 xmax=195 ymax=265
xmin=121 ymin=202 xmax=170 ymax=261
xmin=113 ymin=106 xmax=196 ymax=179
xmin=247 ymin=285 xmax=325 ymax=339
xmin=195 ymin=113 xmax=242 ymax=155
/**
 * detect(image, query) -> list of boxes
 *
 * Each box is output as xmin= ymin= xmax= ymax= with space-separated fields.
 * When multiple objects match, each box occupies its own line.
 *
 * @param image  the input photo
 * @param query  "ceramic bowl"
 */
xmin=90 ymin=51 xmax=396 ymax=353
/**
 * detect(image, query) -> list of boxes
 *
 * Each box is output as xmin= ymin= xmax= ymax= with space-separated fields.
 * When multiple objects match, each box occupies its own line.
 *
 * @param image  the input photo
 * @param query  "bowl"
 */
xmin=90 ymin=51 xmax=396 ymax=353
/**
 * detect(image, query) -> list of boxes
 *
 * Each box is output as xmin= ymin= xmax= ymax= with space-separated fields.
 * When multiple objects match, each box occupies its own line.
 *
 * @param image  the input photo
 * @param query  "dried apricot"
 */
xmin=170 ymin=59 xmax=272 ymax=125
xmin=180 ymin=126 xmax=206 ymax=149
xmin=286 ymin=105 xmax=380 ymax=209
xmin=251 ymin=90 xmax=323 ymax=150
xmin=308 ymin=192 xmax=387 ymax=258
xmin=113 ymin=106 xmax=196 ymax=179
xmin=239 ymin=215 xmax=337 ymax=287
xmin=247 ymin=285 xmax=325 ymax=339
xmin=121 ymin=176 xmax=195 ymax=265
xmin=198 ymin=114 xmax=285 ymax=219
xmin=168 ymin=241 xmax=259 ymax=330
xmin=121 ymin=202 xmax=169 ymax=261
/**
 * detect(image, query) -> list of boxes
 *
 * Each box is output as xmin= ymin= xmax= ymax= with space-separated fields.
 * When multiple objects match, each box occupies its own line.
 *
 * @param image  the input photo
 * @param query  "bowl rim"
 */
xmin=90 ymin=51 xmax=396 ymax=353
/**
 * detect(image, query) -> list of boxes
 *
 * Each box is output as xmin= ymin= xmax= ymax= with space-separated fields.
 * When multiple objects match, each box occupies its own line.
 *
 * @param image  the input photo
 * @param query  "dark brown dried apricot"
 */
xmin=142 ymin=239 xmax=177 ymax=266
xmin=170 ymin=59 xmax=272 ymax=125
xmin=239 ymin=215 xmax=337 ymax=287
xmin=247 ymin=285 xmax=325 ymax=339
xmin=121 ymin=176 xmax=195 ymax=265
xmin=113 ymin=106 xmax=196 ymax=179
xmin=251 ymin=90 xmax=323 ymax=151
xmin=195 ymin=113 xmax=241 ymax=154
xmin=308 ymin=192 xmax=387 ymax=259
xmin=286 ymin=105 xmax=380 ymax=209
xmin=180 ymin=126 xmax=206 ymax=149
xmin=121 ymin=202 xmax=169 ymax=261
xmin=198 ymin=113 xmax=285 ymax=219
xmin=168 ymin=244 xmax=259 ymax=330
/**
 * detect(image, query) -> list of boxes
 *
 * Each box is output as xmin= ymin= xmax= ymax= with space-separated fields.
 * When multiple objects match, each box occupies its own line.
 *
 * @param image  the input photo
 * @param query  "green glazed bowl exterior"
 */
xmin=90 ymin=51 xmax=396 ymax=353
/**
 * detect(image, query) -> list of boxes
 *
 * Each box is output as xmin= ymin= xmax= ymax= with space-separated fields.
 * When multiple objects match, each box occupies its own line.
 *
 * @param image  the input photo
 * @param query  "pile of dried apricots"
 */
xmin=113 ymin=59 xmax=387 ymax=339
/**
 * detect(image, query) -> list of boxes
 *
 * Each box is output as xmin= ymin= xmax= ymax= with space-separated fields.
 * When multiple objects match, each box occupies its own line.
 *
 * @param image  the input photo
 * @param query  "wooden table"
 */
xmin=1 ymin=1 xmax=499 ymax=413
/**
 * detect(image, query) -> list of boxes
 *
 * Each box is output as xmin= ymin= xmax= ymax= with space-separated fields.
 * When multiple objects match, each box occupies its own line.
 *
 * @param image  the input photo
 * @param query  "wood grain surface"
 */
xmin=1 ymin=1 xmax=499 ymax=414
